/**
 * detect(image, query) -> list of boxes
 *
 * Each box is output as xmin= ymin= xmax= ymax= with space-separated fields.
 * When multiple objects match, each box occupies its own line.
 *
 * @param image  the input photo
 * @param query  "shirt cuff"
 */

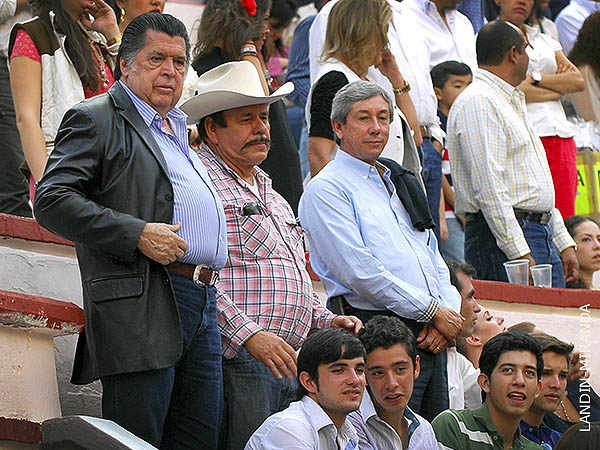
xmin=417 ymin=297 xmax=440 ymax=323
xmin=498 ymin=235 xmax=531 ymax=260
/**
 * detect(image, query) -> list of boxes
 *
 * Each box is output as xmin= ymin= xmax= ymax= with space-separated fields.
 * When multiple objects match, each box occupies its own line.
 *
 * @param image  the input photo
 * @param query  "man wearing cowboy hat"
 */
xmin=180 ymin=60 xmax=363 ymax=450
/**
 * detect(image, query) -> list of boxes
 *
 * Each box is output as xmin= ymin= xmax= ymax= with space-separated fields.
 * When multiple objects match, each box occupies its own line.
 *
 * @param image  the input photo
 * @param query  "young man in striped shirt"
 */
xmin=432 ymin=332 xmax=544 ymax=449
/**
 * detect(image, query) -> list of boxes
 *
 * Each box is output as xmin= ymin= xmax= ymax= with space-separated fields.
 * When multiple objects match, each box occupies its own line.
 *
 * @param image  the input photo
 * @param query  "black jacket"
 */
xmin=34 ymin=83 xmax=183 ymax=384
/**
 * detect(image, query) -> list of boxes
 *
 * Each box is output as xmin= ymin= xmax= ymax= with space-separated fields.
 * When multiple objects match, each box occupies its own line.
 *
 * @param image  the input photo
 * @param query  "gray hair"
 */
xmin=115 ymin=13 xmax=191 ymax=80
xmin=330 ymin=81 xmax=394 ymax=125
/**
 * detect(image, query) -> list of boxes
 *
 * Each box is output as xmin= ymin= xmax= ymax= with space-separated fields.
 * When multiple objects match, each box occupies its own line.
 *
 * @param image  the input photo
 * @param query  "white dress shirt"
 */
xmin=555 ymin=0 xmax=600 ymax=56
xmin=245 ymin=396 xmax=360 ymax=450
xmin=348 ymin=392 xmax=438 ymax=450
xmin=308 ymin=0 xmax=444 ymax=142
xmin=524 ymin=25 xmax=574 ymax=138
xmin=446 ymin=347 xmax=482 ymax=410
xmin=400 ymin=0 xmax=477 ymax=74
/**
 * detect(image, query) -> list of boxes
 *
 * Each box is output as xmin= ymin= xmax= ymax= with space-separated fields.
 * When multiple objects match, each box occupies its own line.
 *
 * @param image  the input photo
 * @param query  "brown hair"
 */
xmin=322 ymin=0 xmax=391 ymax=77
xmin=193 ymin=0 xmax=272 ymax=62
xmin=569 ymin=12 xmax=600 ymax=79
xmin=31 ymin=0 xmax=104 ymax=92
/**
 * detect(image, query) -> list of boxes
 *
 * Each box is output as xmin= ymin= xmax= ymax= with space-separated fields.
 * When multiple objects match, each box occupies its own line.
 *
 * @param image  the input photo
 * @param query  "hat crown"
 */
xmin=196 ymin=61 xmax=265 ymax=97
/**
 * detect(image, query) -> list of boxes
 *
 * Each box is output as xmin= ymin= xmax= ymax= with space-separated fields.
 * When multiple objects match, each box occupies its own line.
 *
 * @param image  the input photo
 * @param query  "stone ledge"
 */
xmin=0 ymin=214 xmax=72 ymax=247
xmin=0 ymin=290 xmax=84 ymax=334
xmin=0 ymin=417 xmax=42 ymax=444
xmin=472 ymin=280 xmax=600 ymax=309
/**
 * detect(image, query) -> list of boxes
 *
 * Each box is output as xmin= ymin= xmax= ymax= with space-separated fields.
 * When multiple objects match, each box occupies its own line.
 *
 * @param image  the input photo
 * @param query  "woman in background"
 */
xmin=9 ymin=0 xmax=120 ymax=199
xmin=115 ymin=0 xmax=166 ymax=31
xmin=568 ymin=12 xmax=600 ymax=123
xmin=265 ymin=0 xmax=297 ymax=85
xmin=565 ymin=215 xmax=600 ymax=289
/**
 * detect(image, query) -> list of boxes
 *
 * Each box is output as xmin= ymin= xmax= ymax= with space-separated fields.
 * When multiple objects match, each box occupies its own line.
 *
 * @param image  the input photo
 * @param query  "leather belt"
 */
xmin=167 ymin=262 xmax=218 ymax=286
xmin=465 ymin=209 xmax=552 ymax=226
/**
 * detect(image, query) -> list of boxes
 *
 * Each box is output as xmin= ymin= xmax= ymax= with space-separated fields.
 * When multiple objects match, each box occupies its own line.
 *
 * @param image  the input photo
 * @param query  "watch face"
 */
xmin=532 ymin=72 xmax=542 ymax=82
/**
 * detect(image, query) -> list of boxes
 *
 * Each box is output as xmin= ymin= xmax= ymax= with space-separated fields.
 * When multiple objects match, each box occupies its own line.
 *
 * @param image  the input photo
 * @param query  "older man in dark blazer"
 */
xmin=33 ymin=13 xmax=226 ymax=450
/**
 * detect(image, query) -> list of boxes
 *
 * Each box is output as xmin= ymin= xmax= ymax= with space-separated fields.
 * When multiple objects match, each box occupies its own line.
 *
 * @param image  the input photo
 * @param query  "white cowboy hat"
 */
xmin=180 ymin=61 xmax=294 ymax=125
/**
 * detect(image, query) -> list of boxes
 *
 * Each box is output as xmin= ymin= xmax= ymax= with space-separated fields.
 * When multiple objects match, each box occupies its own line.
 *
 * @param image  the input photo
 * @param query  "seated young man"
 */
xmin=349 ymin=316 xmax=438 ymax=449
xmin=433 ymin=331 xmax=544 ymax=449
xmin=245 ymin=328 xmax=366 ymax=450
xmin=520 ymin=333 xmax=573 ymax=448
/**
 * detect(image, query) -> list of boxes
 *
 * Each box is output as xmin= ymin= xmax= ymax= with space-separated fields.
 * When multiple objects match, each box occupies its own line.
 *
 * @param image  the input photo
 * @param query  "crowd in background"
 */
xmin=2 ymin=0 xmax=600 ymax=448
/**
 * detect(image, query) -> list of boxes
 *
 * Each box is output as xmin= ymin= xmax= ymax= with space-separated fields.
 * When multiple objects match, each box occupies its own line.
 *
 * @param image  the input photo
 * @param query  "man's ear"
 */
xmin=433 ymin=86 xmax=443 ymax=102
xmin=466 ymin=335 xmax=482 ymax=348
xmin=204 ymin=116 xmax=219 ymax=147
xmin=119 ymin=57 xmax=129 ymax=81
xmin=331 ymin=119 xmax=343 ymax=143
xmin=414 ymin=354 xmax=421 ymax=380
xmin=478 ymin=372 xmax=491 ymax=394
xmin=507 ymin=45 xmax=519 ymax=67
xmin=299 ymin=371 xmax=318 ymax=395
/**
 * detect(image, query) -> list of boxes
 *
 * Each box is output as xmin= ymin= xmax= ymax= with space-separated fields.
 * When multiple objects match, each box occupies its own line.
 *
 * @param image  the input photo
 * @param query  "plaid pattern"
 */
xmin=198 ymin=143 xmax=336 ymax=358
xmin=448 ymin=69 xmax=575 ymax=259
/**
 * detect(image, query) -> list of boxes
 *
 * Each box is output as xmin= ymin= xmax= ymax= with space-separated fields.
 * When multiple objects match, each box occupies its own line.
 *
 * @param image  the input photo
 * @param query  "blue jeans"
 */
xmin=465 ymin=215 xmax=565 ymax=287
xmin=101 ymin=275 xmax=223 ymax=449
xmin=219 ymin=347 xmax=298 ymax=450
xmin=420 ymin=139 xmax=442 ymax=243
xmin=441 ymin=216 xmax=465 ymax=263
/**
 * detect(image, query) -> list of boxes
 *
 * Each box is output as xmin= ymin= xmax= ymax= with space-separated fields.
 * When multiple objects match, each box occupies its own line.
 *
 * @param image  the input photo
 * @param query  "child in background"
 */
xmin=431 ymin=61 xmax=473 ymax=263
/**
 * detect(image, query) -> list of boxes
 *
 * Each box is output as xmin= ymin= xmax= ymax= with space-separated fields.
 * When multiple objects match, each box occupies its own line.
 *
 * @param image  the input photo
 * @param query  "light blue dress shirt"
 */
xmin=348 ymin=392 xmax=439 ymax=450
xmin=120 ymin=81 xmax=227 ymax=268
xmin=298 ymin=149 xmax=461 ymax=320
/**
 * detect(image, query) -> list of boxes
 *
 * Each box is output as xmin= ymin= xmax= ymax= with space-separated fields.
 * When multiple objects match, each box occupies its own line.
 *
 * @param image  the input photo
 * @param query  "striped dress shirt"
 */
xmin=448 ymin=69 xmax=575 ymax=260
xmin=119 ymin=81 xmax=227 ymax=268
xmin=197 ymin=143 xmax=335 ymax=358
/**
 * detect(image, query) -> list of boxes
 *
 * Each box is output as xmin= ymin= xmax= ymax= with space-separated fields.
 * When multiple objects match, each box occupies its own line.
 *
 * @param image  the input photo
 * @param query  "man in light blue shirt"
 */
xmin=245 ymin=328 xmax=366 ymax=450
xmin=299 ymin=80 xmax=463 ymax=421
xmin=349 ymin=316 xmax=438 ymax=449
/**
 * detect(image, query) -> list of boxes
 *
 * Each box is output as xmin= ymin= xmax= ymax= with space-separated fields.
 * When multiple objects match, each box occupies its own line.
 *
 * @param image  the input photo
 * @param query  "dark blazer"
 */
xmin=34 ymin=82 xmax=183 ymax=384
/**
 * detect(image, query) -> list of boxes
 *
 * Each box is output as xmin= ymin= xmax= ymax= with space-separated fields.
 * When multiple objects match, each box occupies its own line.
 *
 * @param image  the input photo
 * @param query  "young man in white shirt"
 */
xmin=349 ymin=316 xmax=438 ymax=449
xmin=245 ymin=328 xmax=366 ymax=450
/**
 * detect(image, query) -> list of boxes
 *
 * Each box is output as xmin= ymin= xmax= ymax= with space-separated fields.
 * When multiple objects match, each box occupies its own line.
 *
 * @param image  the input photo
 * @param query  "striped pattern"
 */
xmin=448 ymin=69 xmax=575 ymax=259
xmin=197 ymin=143 xmax=335 ymax=358
xmin=432 ymin=404 xmax=543 ymax=449
xmin=119 ymin=81 xmax=227 ymax=268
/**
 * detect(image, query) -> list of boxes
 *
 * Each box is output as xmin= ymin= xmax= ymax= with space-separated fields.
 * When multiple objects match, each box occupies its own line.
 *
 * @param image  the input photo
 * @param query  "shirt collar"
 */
xmin=301 ymin=396 xmax=338 ymax=432
xmin=334 ymin=149 xmax=391 ymax=181
xmin=475 ymin=69 xmax=525 ymax=102
xmin=474 ymin=403 xmax=529 ymax=447
xmin=360 ymin=391 xmax=422 ymax=439
xmin=118 ymin=80 xmax=188 ymax=128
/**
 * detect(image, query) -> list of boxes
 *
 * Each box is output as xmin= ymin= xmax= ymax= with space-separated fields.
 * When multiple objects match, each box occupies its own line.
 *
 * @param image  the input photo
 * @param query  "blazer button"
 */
xmin=165 ymin=193 xmax=173 ymax=201
xmin=162 ymin=277 xmax=170 ymax=286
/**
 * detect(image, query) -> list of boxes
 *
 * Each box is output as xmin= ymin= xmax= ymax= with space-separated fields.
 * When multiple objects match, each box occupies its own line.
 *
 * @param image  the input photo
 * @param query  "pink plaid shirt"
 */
xmin=198 ymin=143 xmax=336 ymax=358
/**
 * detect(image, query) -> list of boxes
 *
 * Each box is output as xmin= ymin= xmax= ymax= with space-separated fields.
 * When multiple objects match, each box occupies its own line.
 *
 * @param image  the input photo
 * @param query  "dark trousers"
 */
xmin=219 ymin=347 xmax=298 ymax=450
xmin=336 ymin=303 xmax=449 ymax=422
xmin=465 ymin=214 xmax=565 ymax=287
xmin=101 ymin=274 xmax=223 ymax=449
xmin=0 ymin=57 xmax=31 ymax=217
xmin=420 ymin=139 xmax=442 ymax=243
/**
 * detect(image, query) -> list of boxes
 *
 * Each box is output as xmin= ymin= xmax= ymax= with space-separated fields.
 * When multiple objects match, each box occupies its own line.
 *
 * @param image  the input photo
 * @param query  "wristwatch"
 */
xmin=531 ymin=71 xmax=542 ymax=86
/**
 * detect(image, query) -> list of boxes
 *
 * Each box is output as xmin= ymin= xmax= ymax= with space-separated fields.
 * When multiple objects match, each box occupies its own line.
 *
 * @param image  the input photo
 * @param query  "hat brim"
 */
xmin=180 ymin=82 xmax=294 ymax=125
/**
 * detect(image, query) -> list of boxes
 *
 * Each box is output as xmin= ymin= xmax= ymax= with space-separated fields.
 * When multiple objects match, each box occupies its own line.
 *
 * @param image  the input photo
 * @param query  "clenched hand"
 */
xmin=137 ymin=222 xmax=188 ymax=265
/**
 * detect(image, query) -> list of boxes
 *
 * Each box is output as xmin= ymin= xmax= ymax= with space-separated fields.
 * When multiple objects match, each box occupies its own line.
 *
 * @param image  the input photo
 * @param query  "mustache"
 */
xmin=243 ymin=136 xmax=271 ymax=149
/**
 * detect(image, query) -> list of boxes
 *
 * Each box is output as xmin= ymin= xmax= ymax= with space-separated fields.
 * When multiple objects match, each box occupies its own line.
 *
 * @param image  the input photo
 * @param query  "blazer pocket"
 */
xmin=87 ymin=274 xmax=144 ymax=303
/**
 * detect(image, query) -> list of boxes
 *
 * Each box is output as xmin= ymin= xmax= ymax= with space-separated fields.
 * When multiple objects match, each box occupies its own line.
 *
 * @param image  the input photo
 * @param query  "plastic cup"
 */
xmin=503 ymin=259 xmax=529 ymax=285
xmin=530 ymin=264 xmax=552 ymax=288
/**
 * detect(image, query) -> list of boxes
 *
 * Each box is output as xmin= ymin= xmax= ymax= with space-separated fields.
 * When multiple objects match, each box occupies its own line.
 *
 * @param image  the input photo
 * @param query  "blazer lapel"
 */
xmin=108 ymin=82 xmax=171 ymax=179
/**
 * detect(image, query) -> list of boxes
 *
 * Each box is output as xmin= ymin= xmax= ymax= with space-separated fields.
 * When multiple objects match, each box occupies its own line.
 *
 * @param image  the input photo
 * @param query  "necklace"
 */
xmin=556 ymin=400 xmax=571 ymax=422
xmin=89 ymin=41 xmax=109 ymax=89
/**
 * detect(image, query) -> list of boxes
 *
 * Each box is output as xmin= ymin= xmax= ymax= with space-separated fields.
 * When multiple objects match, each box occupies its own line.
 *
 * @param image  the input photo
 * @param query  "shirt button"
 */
xmin=493 ymin=436 xmax=498 ymax=441
xmin=162 ymin=277 xmax=170 ymax=286
xmin=165 ymin=193 xmax=173 ymax=201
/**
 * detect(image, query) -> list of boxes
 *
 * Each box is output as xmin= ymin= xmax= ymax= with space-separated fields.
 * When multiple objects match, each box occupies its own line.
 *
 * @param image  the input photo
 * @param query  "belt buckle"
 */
xmin=192 ymin=265 xmax=217 ymax=286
